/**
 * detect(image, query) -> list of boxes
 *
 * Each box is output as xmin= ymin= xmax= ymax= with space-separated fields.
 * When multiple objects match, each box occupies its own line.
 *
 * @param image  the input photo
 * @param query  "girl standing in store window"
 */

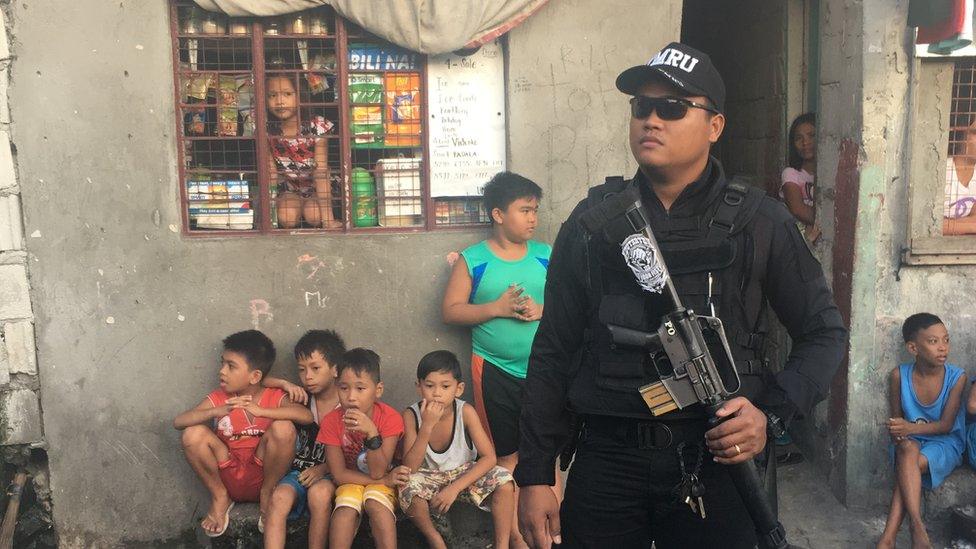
xmin=267 ymin=75 xmax=339 ymax=229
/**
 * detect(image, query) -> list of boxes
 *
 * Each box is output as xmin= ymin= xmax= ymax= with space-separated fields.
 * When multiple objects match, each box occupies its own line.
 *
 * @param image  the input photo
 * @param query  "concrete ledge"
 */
xmin=924 ymin=466 xmax=976 ymax=523
xmin=206 ymin=501 xmax=493 ymax=548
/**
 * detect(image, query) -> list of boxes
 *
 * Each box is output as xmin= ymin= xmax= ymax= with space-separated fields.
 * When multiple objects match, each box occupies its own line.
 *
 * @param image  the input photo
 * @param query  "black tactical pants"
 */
xmin=560 ymin=415 xmax=758 ymax=548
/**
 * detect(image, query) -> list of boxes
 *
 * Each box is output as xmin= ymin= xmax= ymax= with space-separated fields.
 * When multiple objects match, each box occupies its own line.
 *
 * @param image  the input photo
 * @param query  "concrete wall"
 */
xmin=854 ymin=0 xmax=976 ymax=508
xmin=7 ymin=0 xmax=680 ymax=545
xmin=507 ymin=0 xmax=682 ymax=230
xmin=789 ymin=0 xmax=866 ymax=503
xmin=813 ymin=0 xmax=976 ymax=509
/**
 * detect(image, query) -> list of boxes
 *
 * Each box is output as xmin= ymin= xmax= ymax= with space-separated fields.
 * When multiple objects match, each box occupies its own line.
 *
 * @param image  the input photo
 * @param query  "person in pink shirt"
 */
xmin=780 ymin=112 xmax=819 ymax=242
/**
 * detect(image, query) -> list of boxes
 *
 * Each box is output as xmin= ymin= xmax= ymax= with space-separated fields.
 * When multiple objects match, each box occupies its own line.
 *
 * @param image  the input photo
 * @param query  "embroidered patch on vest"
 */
xmin=621 ymin=233 xmax=668 ymax=293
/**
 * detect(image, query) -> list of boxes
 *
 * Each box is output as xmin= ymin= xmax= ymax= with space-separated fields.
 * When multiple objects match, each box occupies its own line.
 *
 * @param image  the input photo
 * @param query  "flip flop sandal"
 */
xmin=204 ymin=501 xmax=235 ymax=538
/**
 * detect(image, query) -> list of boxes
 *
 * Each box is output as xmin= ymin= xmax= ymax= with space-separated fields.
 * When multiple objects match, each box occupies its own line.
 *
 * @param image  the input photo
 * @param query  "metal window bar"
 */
xmin=947 ymin=59 xmax=976 ymax=235
xmin=171 ymin=1 xmax=481 ymax=235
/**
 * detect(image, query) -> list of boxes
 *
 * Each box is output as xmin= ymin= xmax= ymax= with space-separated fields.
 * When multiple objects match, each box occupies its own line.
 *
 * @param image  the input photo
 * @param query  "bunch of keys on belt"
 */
xmin=672 ymin=442 xmax=707 ymax=519
xmin=685 ymin=475 xmax=706 ymax=519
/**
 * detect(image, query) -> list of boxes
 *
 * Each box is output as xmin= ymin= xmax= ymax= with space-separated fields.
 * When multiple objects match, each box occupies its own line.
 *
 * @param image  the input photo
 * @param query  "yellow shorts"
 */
xmin=334 ymin=483 xmax=396 ymax=516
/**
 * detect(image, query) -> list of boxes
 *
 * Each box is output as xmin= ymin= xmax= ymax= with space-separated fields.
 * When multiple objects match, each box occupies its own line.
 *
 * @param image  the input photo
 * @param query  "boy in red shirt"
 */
xmin=174 ymin=330 xmax=313 ymax=537
xmin=318 ymin=348 xmax=410 ymax=549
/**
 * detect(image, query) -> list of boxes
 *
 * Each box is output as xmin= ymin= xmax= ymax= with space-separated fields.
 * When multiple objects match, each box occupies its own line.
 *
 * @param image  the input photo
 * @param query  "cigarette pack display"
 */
xmin=434 ymin=197 xmax=485 ymax=225
xmin=189 ymin=202 xmax=254 ymax=230
xmin=383 ymin=73 xmax=421 ymax=147
xmin=349 ymin=74 xmax=383 ymax=104
xmin=376 ymin=157 xmax=422 ymax=226
xmin=351 ymin=106 xmax=384 ymax=148
xmin=186 ymin=179 xmax=254 ymax=230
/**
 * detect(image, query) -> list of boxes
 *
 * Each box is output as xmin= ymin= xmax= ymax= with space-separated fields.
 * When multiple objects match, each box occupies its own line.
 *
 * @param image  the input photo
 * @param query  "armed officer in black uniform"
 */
xmin=514 ymin=42 xmax=848 ymax=548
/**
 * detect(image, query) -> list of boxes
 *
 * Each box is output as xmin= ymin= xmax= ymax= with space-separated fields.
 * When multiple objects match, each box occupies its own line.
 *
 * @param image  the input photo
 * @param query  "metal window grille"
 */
xmin=946 ymin=59 xmax=976 ymax=234
xmin=170 ymin=1 xmax=485 ymax=234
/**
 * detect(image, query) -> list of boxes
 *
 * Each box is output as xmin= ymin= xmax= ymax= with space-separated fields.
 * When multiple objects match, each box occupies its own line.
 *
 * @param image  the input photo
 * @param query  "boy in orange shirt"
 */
xmin=174 ymin=330 xmax=313 ymax=537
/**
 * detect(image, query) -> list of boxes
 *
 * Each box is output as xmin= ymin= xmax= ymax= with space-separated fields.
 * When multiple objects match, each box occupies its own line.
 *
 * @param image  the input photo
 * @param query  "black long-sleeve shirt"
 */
xmin=514 ymin=165 xmax=848 ymax=487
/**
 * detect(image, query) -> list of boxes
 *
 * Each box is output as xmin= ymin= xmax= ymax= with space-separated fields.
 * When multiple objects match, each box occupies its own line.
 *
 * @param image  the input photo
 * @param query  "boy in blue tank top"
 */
xmin=878 ymin=313 xmax=966 ymax=549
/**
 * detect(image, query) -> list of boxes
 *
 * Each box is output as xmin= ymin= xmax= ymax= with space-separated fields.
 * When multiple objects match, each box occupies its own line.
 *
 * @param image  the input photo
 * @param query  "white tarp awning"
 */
xmin=193 ymin=0 xmax=550 ymax=54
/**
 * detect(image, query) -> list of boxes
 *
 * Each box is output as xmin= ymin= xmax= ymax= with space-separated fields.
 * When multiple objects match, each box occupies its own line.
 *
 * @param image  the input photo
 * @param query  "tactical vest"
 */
xmin=568 ymin=175 xmax=772 ymax=419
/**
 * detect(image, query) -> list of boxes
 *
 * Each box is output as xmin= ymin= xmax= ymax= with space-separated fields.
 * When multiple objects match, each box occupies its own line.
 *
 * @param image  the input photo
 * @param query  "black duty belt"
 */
xmin=583 ymin=414 xmax=708 ymax=451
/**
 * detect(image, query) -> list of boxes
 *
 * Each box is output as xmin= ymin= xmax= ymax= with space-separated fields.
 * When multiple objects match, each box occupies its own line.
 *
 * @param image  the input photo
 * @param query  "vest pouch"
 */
xmin=734 ymin=371 xmax=765 ymax=402
xmin=661 ymin=239 xmax=736 ymax=276
xmin=592 ymin=294 xmax=656 ymax=392
xmin=670 ymin=271 xmax=722 ymax=320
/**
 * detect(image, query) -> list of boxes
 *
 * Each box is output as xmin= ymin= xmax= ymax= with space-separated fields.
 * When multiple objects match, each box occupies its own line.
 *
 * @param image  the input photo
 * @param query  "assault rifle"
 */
xmin=579 ymin=185 xmax=790 ymax=549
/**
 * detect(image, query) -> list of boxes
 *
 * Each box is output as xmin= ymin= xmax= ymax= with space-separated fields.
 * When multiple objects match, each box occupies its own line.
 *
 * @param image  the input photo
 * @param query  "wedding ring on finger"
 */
xmin=734 ymin=444 xmax=742 ymax=455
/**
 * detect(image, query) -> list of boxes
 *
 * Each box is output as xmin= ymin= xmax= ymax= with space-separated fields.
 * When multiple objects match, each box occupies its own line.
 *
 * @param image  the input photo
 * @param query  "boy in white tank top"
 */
xmin=400 ymin=351 xmax=516 ymax=549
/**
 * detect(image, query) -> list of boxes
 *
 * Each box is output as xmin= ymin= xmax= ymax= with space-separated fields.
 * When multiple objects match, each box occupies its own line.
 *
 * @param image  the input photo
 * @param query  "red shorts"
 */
xmin=218 ymin=447 xmax=264 ymax=502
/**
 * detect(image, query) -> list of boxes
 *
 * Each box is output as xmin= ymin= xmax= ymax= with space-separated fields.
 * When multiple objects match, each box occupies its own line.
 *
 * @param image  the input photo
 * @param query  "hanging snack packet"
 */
xmin=235 ymin=75 xmax=255 ymax=137
xmin=306 ymin=53 xmax=336 ymax=94
xmin=185 ymin=72 xmax=215 ymax=102
xmin=297 ymin=42 xmax=334 ymax=95
xmin=217 ymin=75 xmax=239 ymax=107
xmin=217 ymin=108 xmax=238 ymax=136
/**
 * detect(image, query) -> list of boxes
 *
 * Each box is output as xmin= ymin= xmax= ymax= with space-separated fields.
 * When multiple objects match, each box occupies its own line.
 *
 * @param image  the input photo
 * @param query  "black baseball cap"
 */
xmin=615 ymin=42 xmax=726 ymax=113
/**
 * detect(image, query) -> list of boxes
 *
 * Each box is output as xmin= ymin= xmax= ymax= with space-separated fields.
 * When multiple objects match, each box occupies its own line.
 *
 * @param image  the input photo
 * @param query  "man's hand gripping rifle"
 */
xmin=580 ymin=185 xmax=790 ymax=549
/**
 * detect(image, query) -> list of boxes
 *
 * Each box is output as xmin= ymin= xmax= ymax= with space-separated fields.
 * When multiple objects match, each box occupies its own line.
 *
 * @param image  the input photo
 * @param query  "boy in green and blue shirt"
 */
xmin=441 ymin=171 xmax=552 ymax=545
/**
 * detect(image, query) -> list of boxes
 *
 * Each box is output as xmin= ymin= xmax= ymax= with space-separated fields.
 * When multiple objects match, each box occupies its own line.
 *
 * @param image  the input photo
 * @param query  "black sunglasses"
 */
xmin=629 ymin=96 xmax=720 ymax=120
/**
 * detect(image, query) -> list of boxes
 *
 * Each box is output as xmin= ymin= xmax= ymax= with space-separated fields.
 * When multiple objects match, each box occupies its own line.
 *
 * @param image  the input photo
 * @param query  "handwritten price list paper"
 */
xmin=427 ymin=41 xmax=506 ymax=197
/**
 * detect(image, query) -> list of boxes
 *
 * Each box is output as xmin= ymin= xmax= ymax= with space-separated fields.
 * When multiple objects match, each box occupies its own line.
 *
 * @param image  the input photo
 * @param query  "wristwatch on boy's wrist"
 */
xmin=364 ymin=434 xmax=383 ymax=450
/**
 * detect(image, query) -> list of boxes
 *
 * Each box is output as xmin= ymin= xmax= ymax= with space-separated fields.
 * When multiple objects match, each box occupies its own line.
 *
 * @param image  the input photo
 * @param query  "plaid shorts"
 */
xmin=398 ymin=462 xmax=513 ymax=512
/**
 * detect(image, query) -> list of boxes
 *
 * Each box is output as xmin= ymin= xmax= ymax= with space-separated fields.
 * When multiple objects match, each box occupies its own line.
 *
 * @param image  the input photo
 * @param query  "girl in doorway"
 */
xmin=780 ymin=112 xmax=820 ymax=243
xmin=267 ymin=75 xmax=338 ymax=229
